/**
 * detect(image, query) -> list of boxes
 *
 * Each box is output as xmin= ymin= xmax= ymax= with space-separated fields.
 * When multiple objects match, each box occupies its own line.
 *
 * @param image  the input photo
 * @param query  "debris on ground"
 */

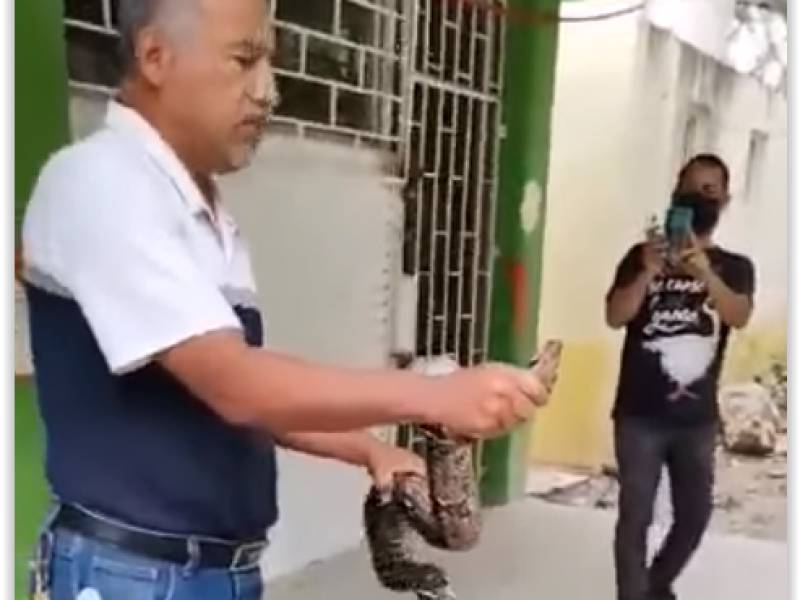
xmin=530 ymin=371 xmax=788 ymax=542
xmin=719 ymin=382 xmax=781 ymax=457
xmin=525 ymin=468 xmax=591 ymax=498
xmin=531 ymin=440 xmax=787 ymax=542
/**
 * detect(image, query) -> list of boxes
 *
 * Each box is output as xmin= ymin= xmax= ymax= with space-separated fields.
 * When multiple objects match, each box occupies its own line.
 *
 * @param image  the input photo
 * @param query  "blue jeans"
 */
xmin=35 ymin=529 xmax=264 ymax=600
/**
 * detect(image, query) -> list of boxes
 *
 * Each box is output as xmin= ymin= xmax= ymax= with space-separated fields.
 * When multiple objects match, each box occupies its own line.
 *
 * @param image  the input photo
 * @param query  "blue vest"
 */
xmin=25 ymin=282 xmax=279 ymax=541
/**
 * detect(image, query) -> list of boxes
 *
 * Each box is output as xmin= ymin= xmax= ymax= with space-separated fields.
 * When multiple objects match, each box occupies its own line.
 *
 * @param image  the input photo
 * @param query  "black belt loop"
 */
xmin=52 ymin=505 xmax=267 ymax=570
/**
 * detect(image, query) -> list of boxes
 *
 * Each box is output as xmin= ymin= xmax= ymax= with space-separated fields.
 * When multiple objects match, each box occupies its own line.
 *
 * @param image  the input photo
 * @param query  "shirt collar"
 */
xmin=105 ymin=101 xmax=221 ymax=219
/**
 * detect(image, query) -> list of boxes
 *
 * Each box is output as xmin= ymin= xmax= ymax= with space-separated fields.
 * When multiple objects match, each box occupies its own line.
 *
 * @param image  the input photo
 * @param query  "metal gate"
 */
xmin=396 ymin=0 xmax=505 ymax=461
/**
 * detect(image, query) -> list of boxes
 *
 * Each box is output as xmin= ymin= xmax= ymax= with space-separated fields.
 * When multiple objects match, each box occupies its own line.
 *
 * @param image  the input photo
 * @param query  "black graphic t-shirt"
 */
xmin=609 ymin=244 xmax=755 ymax=426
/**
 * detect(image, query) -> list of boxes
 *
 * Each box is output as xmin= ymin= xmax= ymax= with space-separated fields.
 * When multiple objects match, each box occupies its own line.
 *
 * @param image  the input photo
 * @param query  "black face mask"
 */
xmin=671 ymin=192 xmax=721 ymax=236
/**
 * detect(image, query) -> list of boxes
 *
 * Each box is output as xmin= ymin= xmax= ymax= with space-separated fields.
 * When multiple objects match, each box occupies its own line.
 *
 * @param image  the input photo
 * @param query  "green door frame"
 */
xmin=481 ymin=0 xmax=562 ymax=506
xmin=15 ymin=0 xmax=71 ymax=236
xmin=15 ymin=0 xmax=70 ymax=597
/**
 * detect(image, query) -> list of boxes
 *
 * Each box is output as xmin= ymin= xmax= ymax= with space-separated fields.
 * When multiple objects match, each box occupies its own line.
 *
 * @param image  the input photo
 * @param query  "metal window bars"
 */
xmin=62 ymin=0 xmax=506 ymax=475
xmin=401 ymin=0 xmax=503 ymax=367
xmin=271 ymin=0 xmax=409 ymax=148
xmin=63 ymin=0 xmax=410 ymax=148
xmin=395 ymin=0 xmax=504 ymax=471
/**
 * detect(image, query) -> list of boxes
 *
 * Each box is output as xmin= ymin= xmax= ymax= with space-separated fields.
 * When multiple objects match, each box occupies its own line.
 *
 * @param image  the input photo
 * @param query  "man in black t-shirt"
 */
xmin=605 ymin=154 xmax=756 ymax=600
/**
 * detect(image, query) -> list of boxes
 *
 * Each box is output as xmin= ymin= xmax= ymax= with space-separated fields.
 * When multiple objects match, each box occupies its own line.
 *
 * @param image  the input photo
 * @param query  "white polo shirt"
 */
xmin=21 ymin=101 xmax=279 ymax=539
xmin=23 ymin=101 xmax=258 ymax=373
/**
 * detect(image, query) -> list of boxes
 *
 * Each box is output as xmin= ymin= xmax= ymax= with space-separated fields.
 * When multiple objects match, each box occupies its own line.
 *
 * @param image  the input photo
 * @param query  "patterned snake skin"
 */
xmin=364 ymin=342 xmax=563 ymax=600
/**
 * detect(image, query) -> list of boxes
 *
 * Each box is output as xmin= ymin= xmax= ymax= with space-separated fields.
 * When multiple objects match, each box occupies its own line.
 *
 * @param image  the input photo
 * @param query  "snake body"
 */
xmin=363 ymin=356 xmax=479 ymax=600
xmin=364 ymin=345 xmax=562 ymax=600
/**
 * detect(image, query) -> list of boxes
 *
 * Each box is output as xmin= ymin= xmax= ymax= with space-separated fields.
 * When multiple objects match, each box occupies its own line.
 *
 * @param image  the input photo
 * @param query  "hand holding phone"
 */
xmin=642 ymin=215 xmax=668 ymax=275
xmin=665 ymin=202 xmax=694 ymax=261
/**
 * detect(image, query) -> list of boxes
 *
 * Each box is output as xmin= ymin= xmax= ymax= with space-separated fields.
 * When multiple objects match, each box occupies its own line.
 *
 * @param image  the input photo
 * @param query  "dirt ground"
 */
xmin=535 ymin=434 xmax=787 ymax=542
xmin=710 ymin=440 xmax=787 ymax=541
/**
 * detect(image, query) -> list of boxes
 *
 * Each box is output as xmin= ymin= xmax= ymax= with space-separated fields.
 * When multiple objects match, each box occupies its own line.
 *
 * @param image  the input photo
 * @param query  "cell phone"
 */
xmin=664 ymin=204 xmax=693 ymax=251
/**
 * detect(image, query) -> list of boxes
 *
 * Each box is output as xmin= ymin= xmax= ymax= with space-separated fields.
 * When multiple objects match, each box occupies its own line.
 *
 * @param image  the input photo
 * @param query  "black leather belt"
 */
xmin=53 ymin=505 xmax=267 ymax=570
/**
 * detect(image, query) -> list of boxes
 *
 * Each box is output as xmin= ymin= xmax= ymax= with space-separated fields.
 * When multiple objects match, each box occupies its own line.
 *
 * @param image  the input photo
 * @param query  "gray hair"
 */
xmin=116 ymin=0 xmax=199 ymax=74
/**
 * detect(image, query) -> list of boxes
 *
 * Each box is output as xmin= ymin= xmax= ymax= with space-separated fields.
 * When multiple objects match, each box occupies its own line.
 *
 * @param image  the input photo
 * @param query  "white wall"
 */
xmin=646 ymin=0 xmax=737 ymax=62
xmin=524 ymin=5 xmax=645 ymax=467
xmin=711 ymin=79 xmax=788 ymax=320
xmin=634 ymin=26 xmax=788 ymax=324
xmin=19 ymin=91 xmax=405 ymax=580
xmin=530 ymin=11 xmax=788 ymax=468
xmin=537 ymin=3 xmax=642 ymax=343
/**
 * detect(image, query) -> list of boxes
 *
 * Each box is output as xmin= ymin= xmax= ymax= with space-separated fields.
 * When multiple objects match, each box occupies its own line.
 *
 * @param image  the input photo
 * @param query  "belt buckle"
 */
xmin=230 ymin=541 xmax=265 ymax=570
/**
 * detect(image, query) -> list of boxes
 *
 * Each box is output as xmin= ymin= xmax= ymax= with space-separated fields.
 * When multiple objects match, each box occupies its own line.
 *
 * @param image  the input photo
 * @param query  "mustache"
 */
xmin=240 ymin=112 xmax=271 ymax=133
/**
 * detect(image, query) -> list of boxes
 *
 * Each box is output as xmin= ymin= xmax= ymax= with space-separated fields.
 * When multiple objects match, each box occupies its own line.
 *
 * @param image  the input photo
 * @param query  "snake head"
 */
xmin=528 ymin=339 xmax=564 ymax=397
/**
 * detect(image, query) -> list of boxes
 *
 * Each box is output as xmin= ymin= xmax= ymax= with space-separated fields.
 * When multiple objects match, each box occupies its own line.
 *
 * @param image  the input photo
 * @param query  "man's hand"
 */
xmin=364 ymin=442 xmax=426 ymax=495
xmin=278 ymin=431 xmax=425 ymax=500
xmin=605 ymin=238 xmax=662 ymax=329
xmin=676 ymin=233 xmax=753 ymax=328
xmin=424 ymin=363 xmax=550 ymax=440
xmin=678 ymin=233 xmax=713 ymax=280
xmin=642 ymin=232 xmax=666 ymax=277
xmin=276 ymin=431 xmax=423 ymax=489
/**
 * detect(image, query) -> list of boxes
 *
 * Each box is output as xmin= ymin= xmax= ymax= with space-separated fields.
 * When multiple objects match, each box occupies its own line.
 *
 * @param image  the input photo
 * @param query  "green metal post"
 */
xmin=481 ymin=0 xmax=561 ymax=506
xmin=15 ymin=382 xmax=49 ymax=598
xmin=15 ymin=0 xmax=70 ymax=597
xmin=15 ymin=0 xmax=71 ymax=236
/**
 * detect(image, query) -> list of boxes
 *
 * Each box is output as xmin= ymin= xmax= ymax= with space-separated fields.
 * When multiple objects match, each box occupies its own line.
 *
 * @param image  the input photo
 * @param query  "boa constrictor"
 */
xmin=364 ymin=341 xmax=563 ymax=600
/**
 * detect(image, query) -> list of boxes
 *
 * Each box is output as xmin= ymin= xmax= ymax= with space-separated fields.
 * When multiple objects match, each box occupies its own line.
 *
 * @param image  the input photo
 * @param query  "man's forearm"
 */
xmin=276 ymin=431 xmax=382 ymax=467
xmin=163 ymin=331 xmax=439 ymax=435
xmin=239 ymin=350 xmax=434 ymax=433
xmin=701 ymin=271 xmax=752 ymax=328
xmin=606 ymin=271 xmax=654 ymax=329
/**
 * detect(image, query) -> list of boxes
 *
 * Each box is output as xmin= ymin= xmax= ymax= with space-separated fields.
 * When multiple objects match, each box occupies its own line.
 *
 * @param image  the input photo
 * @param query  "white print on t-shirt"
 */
xmin=640 ymin=276 xmax=720 ymax=401
xmin=647 ymin=278 xmax=706 ymax=295
xmin=643 ymin=334 xmax=717 ymax=400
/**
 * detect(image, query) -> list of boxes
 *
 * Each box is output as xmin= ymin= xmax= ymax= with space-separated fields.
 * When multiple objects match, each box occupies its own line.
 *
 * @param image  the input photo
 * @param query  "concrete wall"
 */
xmin=525 ymin=6 xmax=643 ymax=469
xmin=711 ymin=80 xmax=788 ymax=384
xmin=528 ymin=15 xmax=788 ymax=469
xmin=18 ymin=90 xmax=405 ymax=580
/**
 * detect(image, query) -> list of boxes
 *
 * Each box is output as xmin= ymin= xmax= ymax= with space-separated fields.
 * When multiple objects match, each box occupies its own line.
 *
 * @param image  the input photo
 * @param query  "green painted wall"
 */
xmin=15 ymin=0 xmax=71 ymax=238
xmin=15 ymin=382 xmax=48 ymax=598
xmin=15 ymin=0 xmax=70 ymax=597
xmin=481 ymin=0 xmax=561 ymax=506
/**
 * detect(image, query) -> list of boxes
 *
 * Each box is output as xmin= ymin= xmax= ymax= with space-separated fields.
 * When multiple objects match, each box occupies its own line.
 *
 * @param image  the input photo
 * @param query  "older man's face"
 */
xmin=156 ymin=0 xmax=277 ymax=174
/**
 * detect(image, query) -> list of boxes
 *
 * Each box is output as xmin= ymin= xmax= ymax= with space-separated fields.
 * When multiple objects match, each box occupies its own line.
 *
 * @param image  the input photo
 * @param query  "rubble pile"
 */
xmin=718 ymin=382 xmax=781 ymax=457
xmin=718 ymin=354 xmax=787 ymax=457
xmin=533 ymin=365 xmax=788 ymax=541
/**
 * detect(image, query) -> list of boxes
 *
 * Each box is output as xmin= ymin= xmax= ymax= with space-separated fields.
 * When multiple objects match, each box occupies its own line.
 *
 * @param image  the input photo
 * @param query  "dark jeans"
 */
xmin=613 ymin=417 xmax=716 ymax=600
